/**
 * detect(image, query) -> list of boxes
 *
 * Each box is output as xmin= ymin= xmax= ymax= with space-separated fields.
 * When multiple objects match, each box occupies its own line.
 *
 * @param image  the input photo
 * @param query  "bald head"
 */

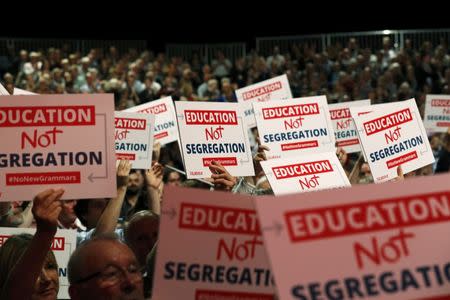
xmin=68 ymin=235 xmax=144 ymax=300
xmin=125 ymin=211 xmax=159 ymax=266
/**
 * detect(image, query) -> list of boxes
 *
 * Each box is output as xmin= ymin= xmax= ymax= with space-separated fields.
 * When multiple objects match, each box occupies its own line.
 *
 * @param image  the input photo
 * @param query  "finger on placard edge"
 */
xmin=45 ymin=189 xmax=65 ymax=205
xmin=34 ymin=189 xmax=55 ymax=202
xmin=208 ymin=165 xmax=225 ymax=172
xmin=213 ymin=178 xmax=233 ymax=186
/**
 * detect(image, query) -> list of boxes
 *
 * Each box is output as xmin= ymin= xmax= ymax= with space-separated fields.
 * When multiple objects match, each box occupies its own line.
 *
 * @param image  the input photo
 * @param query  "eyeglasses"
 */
xmin=75 ymin=263 xmax=143 ymax=287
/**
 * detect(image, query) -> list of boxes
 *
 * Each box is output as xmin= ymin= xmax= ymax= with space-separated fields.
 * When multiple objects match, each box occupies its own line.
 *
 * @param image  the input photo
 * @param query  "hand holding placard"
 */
xmin=116 ymin=159 xmax=132 ymax=188
xmin=209 ymin=161 xmax=237 ymax=191
xmin=146 ymin=163 xmax=164 ymax=190
xmin=336 ymin=147 xmax=348 ymax=166
xmin=32 ymin=189 xmax=64 ymax=233
xmin=253 ymin=136 xmax=270 ymax=177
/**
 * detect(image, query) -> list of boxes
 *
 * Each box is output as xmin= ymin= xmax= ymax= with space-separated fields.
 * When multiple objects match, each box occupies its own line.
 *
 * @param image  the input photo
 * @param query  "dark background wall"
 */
xmin=3 ymin=3 xmax=447 ymax=52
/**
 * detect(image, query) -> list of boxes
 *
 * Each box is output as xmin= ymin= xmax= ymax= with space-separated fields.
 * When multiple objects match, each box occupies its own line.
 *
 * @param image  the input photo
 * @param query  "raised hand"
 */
xmin=32 ymin=189 xmax=64 ymax=233
xmin=117 ymin=159 xmax=132 ymax=187
xmin=146 ymin=162 xmax=164 ymax=190
xmin=389 ymin=165 xmax=405 ymax=182
xmin=209 ymin=160 xmax=237 ymax=191
xmin=152 ymin=142 xmax=162 ymax=163
xmin=336 ymin=147 xmax=348 ymax=166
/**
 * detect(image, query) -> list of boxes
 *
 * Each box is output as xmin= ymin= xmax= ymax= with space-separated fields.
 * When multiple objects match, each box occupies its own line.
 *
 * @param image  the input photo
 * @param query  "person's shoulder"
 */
xmin=77 ymin=229 xmax=93 ymax=245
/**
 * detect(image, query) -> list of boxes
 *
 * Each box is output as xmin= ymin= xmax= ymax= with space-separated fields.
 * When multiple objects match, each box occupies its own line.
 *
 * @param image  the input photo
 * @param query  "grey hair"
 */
xmin=124 ymin=211 xmax=159 ymax=244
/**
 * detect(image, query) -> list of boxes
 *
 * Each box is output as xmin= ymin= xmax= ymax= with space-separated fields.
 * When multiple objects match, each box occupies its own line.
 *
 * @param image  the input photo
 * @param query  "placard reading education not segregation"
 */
xmin=255 ymin=172 xmax=450 ymax=300
xmin=253 ymin=96 xmax=335 ymax=160
xmin=260 ymin=152 xmax=351 ymax=195
xmin=175 ymin=101 xmax=254 ymax=179
xmin=0 ymin=227 xmax=77 ymax=300
xmin=124 ymin=96 xmax=179 ymax=145
xmin=349 ymin=102 xmax=403 ymax=163
xmin=153 ymin=186 xmax=275 ymax=300
xmin=424 ymin=94 xmax=450 ymax=133
xmin=114 ymin=111 xmax=154 ymax=169
xmin=235 ymin=74 xmax=292 ymax=128
xmin=352 ymin=99 xmax=435 ymax=183
xmin=329 ymin=100 xmax=370 ymax=153
xmin=0 ymin=94 xmax=117 ymax=201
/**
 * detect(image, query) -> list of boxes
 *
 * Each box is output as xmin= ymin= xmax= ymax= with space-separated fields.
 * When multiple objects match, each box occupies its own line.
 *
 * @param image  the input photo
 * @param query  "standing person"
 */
xmin=435 ymin=129 xmax=450 ymax=173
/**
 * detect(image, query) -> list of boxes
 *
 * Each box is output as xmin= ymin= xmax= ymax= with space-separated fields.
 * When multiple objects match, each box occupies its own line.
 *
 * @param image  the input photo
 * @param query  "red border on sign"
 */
xmin=337 ymin=138 xmax=360 ymax=147
xmin=154 ymin=131 xmax=169 ymax=139
xmin=437 ymin=122 xmax=450 ymax=127
xmin=6 ymin=172 xmax=81 ymax=185
xmin=195 ymin=289 xmax=273 ymax=300
xmin=281 ymin=140 xmax=318 ymax=151
xmin=386 ymin=151 xmax=418 ymax=169
xmin=202 ymin=157 xmax=237 ymax=167
xmin=116 ymin=153 xmax=136 ymax=160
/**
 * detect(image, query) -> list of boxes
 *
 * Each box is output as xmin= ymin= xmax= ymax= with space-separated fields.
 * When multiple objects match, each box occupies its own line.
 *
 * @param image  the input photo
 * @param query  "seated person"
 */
xmin=68 ymin=234 xmax=144 ymax=300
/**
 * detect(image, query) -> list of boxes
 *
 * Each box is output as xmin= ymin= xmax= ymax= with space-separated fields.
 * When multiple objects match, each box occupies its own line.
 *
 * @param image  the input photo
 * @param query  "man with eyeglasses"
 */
xmin=67 ymin=234 xmax=144 ymax=300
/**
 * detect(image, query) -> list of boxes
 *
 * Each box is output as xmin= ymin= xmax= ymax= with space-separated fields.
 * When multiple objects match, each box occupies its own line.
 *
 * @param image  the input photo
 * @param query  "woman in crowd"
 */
xmin=0 ymin=189 xmax=64 ymax=300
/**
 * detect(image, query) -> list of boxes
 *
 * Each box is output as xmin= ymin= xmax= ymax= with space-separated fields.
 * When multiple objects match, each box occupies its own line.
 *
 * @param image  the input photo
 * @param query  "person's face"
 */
xmin=127 ymin=173 xmax=144 ymax=194
xmin=70 ymin=241 xmax=144 ymax=300
xmin=420 ymin=165 xmax=433 ymax=176
xmin=167 ymin=172 xmax=181 ymax=186
xmin=430 ymin=136 xmax=440 ymax=150
xmin=127 ymin=73 xmax=136 ymax=83
xmin=208 ymin=81 xmax=217 ymax=92
xmin=59 ymin=200 xmax=77 ymax=224
xmin=54 ymin=71 xmax=61 ymax=80
xmin=20 ymin=51 xmax=28 ymax=61
xmin=361 ymin=163 xmax=371 ymax=174
xmin=127 ymin=217 xmax=159 ymax=266
xmin=31 ymin=254 xmax=59 ymax=300
xmin=84 ymin=73 xmax=92 ymax=83
xmin=4 ymin=74 xmax=13 ymax=83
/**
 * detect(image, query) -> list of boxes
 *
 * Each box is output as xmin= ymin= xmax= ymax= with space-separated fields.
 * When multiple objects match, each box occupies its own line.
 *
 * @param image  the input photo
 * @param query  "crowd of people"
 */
xmin=1 ymin=36 xmax=449 ymax=112
xmin=0 ymin=35 xmax=450 ymax=299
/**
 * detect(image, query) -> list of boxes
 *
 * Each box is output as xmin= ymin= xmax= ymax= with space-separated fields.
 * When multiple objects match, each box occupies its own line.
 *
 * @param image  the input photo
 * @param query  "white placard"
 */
xmin=253 ymin=96 xmax=335 ymax=160
xmin=114 ymin=111 xmax=154 ymax=169
xmin=235 ymin=75 xmax=292 ymax=128
xmin=153 ymin=186 xmax=275 ymax=299
xmin=352 ymin=99 xmax=435 ymax=183
xmin=175 ymin=101 xmax=254 ymax=179
xmin=260 ymin=152 xmax=350 ymax=195
xmin=329 ymin=99 xmax=370 ymax=153
xmin=124 ymin=97 xmax=179 ymax=145
xmin=0 ymin=83 xmax=36 ymax=95
xmin=255 ymin=173 xmax=450 ymax=300
xmin=0 ymin=94 xmax=117 ymax=201
xmin=350 ymin=102 xmax=408 ymax=162
xmin=424 ymin=94 xmax=450 ymax=133
xmin=14 ymin=88 xmax=37 ymax=95
xmin=349 ymin=101 xmax=399 ymax=117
